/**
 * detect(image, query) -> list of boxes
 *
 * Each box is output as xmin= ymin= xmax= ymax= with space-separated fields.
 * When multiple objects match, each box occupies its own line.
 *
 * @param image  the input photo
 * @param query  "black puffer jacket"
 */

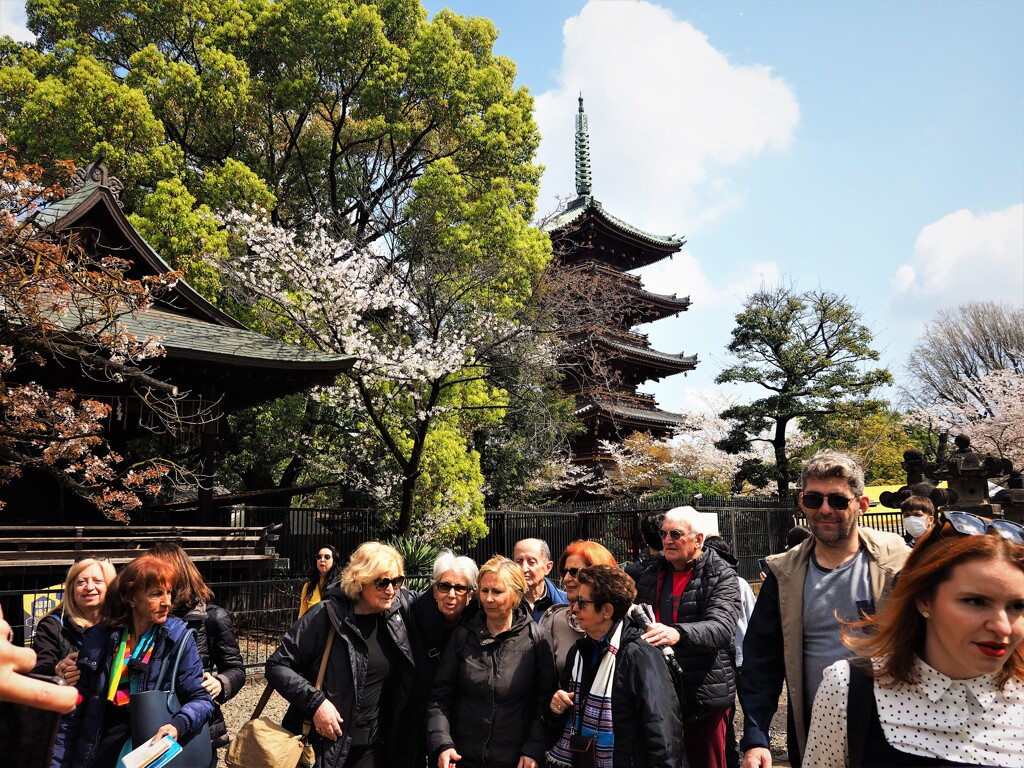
xmin=181 ymin=602 xmax=246 ymax=749
xmin=265 ymin=585 xmax=415 ymax=768
xmin=425 ymin=605 xmax=556 ymax=768
xmin=634 ymin=549 xmax=740 ymax=721
xmin=546 ymin=616 xmax=686 ymax=768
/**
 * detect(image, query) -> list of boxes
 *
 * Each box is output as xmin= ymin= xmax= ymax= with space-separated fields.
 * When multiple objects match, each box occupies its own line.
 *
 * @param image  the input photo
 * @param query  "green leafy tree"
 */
xmin=715 ymin=284 xmax=893 ymax=495
xmin=804 ymin=404 xmax=919 ymax=485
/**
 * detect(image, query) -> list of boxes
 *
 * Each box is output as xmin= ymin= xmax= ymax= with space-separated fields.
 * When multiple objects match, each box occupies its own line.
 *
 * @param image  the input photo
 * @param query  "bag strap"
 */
xmin=847 ymin=662 xmax=872 ymax=768
xmin=300 ymin=629 xmax=335 ymax=738
xmin=156 ymin=628 xmax=196 ymax=694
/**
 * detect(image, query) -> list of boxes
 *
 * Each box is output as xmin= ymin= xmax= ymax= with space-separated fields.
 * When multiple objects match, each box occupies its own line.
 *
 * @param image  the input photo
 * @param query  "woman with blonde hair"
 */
xmin=803 ymin=513 xmax=1024 ymax=767
xmin=426 ymin=555 xmax=556 ymax=768
xmin=33 ymin=558 xmax=117 ymax=686
xmin=267 ymin=542 xmax=415 ymax=768
xmin=538 ymin=540 xmax=617 ymax=676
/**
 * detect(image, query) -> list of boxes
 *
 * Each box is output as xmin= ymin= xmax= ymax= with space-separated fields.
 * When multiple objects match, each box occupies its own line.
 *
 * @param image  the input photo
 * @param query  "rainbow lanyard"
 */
xmin=107 ymin=626 xmax=157 ymax=705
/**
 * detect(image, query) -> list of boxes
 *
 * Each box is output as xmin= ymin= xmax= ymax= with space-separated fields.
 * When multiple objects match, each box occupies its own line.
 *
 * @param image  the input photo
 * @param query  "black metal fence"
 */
xmin=237 ymin=493 xmax=798 ymax=582
xmin=5 ymin=496 xmax=907 ymax=670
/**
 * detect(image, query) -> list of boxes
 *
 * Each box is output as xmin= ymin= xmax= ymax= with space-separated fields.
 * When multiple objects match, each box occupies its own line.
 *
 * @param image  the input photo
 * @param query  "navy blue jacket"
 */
xmin=53 ymin=616 xmax=214 ymax=767
xmin=529 ymin=577 xmax=568 ymax=622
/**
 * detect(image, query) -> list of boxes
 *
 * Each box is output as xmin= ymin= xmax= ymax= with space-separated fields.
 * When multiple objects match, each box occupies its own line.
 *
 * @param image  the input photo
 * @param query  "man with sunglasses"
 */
xmin=633 ymin=505 xmax=740 ymax=768
xmin=739 ymin=451 xmax=908 ymax=768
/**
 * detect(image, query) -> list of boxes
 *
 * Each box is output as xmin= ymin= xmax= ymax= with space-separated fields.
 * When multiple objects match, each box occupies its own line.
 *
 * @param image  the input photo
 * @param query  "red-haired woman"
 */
xmin=538 ymin=541 xmax=618 ymax=676
xmin=52 ymin=555 xmax=214 ymax=768
xmin=803 ymin=513 xmax=1024 ymax=767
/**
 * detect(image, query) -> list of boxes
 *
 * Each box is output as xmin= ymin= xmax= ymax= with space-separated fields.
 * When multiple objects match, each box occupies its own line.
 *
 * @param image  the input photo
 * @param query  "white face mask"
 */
xmin=903 ymin=516 xmax=930 ymax=539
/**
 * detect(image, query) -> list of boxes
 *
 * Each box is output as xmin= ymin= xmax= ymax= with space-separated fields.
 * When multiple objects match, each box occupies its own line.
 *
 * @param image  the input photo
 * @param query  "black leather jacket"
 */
xmin=181 ymin=602 xmax=246 ymax=749
xmin=266 ymin=585 xmax=415 ymax=768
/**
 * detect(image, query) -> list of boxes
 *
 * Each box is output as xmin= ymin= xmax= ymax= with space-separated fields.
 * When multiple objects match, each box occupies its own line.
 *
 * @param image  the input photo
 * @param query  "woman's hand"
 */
xmin=312 ymin=698 xmax=344 ymax=741
xmin=149 ymin=723 xmax=178 ymax=744
xmin=516 ymin=756 xmax=538 ymax=768
xmin=55 ymin=651 xmax=80 ymax=686
xmin=201 ymin=672 xmax=222 ymax=699
xmin=549 ymin=688 xmax=574 ymax=716
xmin=437 ymin=747 xmax=461 ymax=768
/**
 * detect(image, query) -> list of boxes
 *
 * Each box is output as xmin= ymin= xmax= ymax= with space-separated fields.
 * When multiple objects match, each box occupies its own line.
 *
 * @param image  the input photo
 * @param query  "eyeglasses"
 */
xmin=660 ymin=528 xmax=696 ymax=541
xmin=316 ymin=554 xmax=333 ymax=561
xmin=562 ymin=567 xmax=582 ymax=579
xmin=574 ymin=596 xmax=597 ymax=609
xmin=435 ymin=581 xmax=471 ymax=596
xmin=800 ymin=492 xmax=857 ymax=510
xmin=928 ymin=511 xmax=1024 ymax=547
xmin=373 ymin=576 xmax=406 ymax=591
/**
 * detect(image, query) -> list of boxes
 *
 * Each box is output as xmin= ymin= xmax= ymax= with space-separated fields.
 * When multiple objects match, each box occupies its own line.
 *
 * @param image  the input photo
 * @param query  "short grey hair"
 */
xmin=431 ymin=551 xmax=479 ymax=589
xmin=801 ymin=450 xmax=866 ymax=497
xmin=664 ymin=506 xmax=704 ymax=534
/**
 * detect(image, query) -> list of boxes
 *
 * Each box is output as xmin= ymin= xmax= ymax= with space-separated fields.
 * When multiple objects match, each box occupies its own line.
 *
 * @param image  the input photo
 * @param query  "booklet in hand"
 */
xmin=120 ymin=735 xmax=182 ymax=768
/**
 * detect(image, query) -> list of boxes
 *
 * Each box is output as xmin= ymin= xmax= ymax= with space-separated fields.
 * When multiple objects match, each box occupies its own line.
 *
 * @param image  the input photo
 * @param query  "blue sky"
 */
xmin=4 ymin=1 xmax=1022 ymax=419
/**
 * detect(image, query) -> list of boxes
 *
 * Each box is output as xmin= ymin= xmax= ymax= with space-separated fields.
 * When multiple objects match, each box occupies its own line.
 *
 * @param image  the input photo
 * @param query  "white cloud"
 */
xmin=532 ymin=0 xmax=799 ymax=236
xmin=889 ymin=204 xmax=1024 ymax=312
xmin=0 ymin=3 xmax=33 ymax=43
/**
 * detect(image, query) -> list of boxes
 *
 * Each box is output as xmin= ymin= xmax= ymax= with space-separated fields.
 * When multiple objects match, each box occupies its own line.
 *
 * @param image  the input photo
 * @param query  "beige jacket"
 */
xmin=767 ymin=526 xmax=908 ymax=758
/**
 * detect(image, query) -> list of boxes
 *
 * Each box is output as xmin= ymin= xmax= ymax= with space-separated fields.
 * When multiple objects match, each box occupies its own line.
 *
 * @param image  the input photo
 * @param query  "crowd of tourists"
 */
xmin=1 ymin=449 xmax=1022 ymax=768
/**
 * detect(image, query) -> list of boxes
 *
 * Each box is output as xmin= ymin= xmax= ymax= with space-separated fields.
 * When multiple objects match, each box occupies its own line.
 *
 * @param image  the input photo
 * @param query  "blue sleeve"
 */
xmin=169 ymin=634 xmax=215 ymax=740
xmin=738 ymin=569 xmax=785 ymax=752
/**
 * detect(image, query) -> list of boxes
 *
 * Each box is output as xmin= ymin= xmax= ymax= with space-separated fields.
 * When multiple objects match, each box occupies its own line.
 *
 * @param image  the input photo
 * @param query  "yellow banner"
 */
xmin=23 ymin=585 xmax=62 ymax=645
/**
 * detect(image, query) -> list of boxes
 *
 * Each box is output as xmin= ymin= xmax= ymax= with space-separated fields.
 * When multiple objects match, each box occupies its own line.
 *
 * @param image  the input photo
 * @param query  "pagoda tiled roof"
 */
xmin=590 ymin=335 xmax=698 ymax=372
xmin=543 ymin=195 xmax=683 ymax=249
xmin=574 ymin=397 xmax=688 ymax=428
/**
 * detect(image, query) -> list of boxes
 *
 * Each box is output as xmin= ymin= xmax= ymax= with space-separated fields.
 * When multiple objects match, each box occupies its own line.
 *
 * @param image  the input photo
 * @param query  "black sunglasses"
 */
xmin=435 ymin=581 xmax=472 ymax=596
xmin=574 ymin=596 xmax=597 ymax=608
xmin=373 ymin=575 xmax=406 ymax=591
xmin=801 ymin=492 xmax=857 ymax=511
xmin=562 ymin=567 xmax=582 ymax=579
xmin=660 ymin=528 xmax=695 ymax=541
xmin=928 ymin=510 xmax=1024 ymax=547
xmin=316 ymin=553 xmax=333 ymax=560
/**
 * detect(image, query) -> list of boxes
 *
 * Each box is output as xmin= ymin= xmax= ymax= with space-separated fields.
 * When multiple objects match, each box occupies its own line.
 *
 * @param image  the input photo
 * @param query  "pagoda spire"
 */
xmin=575 ymin=95 xmax=592 ymax=196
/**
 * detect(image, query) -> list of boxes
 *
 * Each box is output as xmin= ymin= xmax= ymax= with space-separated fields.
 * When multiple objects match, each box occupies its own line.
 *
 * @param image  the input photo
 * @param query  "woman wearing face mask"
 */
xmin=538 ymin=541 xmax=617 ymax=677
xmin=901 ymin=496 xmax=935 ymax=546
xmin=400 ymin=552 xmax=478 ymax=768
xmin=267 ymin=542 xmax=415 ymax=768
xmin=33 ymin=558 xmax=117 ymax=687
xmin=300 ymin=545 xmax=341 ymax=618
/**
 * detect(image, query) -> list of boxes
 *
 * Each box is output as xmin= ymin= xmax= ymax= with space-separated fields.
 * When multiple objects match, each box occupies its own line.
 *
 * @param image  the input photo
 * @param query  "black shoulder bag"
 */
xmin=130 ymin=628 xmax=213 ymax=767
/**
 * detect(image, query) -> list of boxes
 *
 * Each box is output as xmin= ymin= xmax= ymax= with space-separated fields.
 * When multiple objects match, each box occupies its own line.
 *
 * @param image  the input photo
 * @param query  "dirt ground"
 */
xmin=219 ymin=674 xmax=793 ymax=767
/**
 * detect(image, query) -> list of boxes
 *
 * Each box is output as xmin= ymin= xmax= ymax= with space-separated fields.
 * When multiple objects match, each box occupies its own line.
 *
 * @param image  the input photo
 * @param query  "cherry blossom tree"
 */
xmin=220 ymin=198 xmax=554 ymax=537
xmin=0 ymin=141 xmax=175 ymax=519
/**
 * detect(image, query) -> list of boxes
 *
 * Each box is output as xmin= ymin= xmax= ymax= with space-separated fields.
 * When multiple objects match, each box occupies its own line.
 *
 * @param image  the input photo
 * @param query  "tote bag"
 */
xmin=130 ymin=628 xmax=213 ymax=767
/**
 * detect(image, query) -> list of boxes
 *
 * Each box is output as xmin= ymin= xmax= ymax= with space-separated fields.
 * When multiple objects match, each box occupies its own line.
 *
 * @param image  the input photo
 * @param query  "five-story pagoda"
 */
xmin=544 ymin=98 xmax=699 ymax=468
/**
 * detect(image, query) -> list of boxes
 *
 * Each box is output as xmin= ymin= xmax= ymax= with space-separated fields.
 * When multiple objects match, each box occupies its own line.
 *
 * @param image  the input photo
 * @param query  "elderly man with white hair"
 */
xmin=634 ymin=505 xmax=740 ymax=768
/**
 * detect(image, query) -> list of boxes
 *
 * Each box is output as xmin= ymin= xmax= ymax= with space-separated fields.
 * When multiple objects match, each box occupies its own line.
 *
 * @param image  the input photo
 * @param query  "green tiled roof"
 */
xmin=122 ymin=308 xmax=353 ymax=370
xmin=30 ymin=183 xmax=104 ymax=229
xmin=542 ymin=195 xmax=683 ymax=248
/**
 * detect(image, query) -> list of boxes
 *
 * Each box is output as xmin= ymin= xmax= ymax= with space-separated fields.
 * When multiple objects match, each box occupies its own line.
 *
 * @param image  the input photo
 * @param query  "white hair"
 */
xmin=664 ymin=506 xmax=706 ymax=534
xmin=431 ymin=551 xmax=479 ymax=589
